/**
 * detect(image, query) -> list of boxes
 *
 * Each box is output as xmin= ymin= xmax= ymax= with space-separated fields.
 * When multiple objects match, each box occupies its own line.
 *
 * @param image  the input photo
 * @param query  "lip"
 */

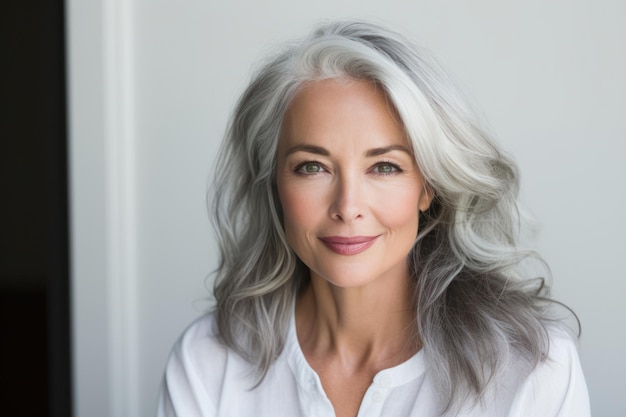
xmin=318 ymin=235 xmax=380 ymax=255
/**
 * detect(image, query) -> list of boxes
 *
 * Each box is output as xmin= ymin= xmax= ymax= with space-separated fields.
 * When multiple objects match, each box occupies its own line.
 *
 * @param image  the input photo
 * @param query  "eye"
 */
xmin=295 ymin=161 xmax=325 ymax=174
xmin=372 ymin=162 xmax=402 ymax=174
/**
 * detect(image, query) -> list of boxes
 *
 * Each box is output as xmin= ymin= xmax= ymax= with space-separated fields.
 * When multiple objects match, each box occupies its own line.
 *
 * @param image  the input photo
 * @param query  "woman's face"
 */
xmin=276 ymin=78 xmax=432 ymax=289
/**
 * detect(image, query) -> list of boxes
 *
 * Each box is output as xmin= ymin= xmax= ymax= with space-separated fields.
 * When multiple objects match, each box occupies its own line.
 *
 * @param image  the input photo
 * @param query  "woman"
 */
xmin=158 ymin=20 xmax=590 ymax=417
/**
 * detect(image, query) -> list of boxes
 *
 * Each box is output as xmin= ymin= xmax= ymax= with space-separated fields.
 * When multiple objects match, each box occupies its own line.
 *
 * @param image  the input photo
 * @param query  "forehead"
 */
xmin=279 ymin=78 xmax=409 ymax=150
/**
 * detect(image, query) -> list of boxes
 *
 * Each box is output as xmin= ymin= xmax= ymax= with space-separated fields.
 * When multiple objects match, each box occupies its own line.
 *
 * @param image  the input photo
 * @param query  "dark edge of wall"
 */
xmin=45 ymin=0 xmax=72 ymax=415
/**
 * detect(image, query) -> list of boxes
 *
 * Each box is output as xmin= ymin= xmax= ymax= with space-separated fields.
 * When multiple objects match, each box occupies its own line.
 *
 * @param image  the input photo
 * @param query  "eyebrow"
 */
xmin=365 ymin=145 xmax=412 ymax=157
xmin=285 ymin=144 xmax=412 ymax=157
xmin=284 ymin=144 xmax=330 ymax=156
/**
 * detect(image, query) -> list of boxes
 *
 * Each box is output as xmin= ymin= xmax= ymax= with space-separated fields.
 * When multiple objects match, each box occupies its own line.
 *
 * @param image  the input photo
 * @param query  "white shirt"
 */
xmin=157 ymin=311 xmax=591 ymax=417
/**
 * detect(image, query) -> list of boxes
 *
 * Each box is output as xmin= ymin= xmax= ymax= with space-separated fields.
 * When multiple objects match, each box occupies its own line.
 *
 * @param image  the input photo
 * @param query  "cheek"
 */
xmin=277 ymin=183 xmax=322 ymax=237
xmin=377 ymin=185 xmax=421 ymax=233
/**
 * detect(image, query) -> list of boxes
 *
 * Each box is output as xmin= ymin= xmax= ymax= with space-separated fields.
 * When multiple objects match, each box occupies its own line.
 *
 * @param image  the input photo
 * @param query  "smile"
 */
xmin=318 ymin=236 xmax=380 ymax=255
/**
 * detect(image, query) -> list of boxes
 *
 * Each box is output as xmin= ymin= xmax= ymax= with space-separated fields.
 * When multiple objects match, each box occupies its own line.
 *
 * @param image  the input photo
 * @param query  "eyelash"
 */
xmin=293 ymin=160 xmax=404 ymax=176
xmin=294 ymin=161 xmax=326 ymax=175
xmin=371 ymin=161 xmax=403 ymax=175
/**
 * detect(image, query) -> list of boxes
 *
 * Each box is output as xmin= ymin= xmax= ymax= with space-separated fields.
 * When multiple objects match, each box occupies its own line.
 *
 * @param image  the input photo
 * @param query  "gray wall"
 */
xmin=68 ymin=0 xmax=625 ymax=416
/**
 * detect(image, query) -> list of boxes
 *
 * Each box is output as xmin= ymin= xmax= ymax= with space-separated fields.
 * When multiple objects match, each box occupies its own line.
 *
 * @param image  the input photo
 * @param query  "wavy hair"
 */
xmin=211 ymin=19 xmax=571 ymax=414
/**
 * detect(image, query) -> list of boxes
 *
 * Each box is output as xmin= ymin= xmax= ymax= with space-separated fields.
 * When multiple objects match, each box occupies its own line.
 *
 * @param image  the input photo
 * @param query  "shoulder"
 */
xmin=158 ymin=312 xmax=299 ymax=417
xmin=531 ymin=329 xmax=587 ymax=392
xmin=504 ymin=328 xmax=591 ymax=417
xmin=157 ymin=312 xmax=232 ymax=417
xmin=175 ymin=312 xmax=226 ymax=367
xmin=166 ymin=312 xmax=236 ymax=389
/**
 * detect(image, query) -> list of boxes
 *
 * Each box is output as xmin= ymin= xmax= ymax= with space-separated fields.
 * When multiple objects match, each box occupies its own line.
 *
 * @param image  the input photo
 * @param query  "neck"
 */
xmin=295 ymin=268 xmax=419 ymax=369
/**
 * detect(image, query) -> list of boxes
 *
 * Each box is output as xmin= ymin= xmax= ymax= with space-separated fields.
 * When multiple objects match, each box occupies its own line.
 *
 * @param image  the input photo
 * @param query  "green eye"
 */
xmin=297 ymin=162 xmax=324 ymax=174
xmin=374 ymin=163 xmax=400 ymax=174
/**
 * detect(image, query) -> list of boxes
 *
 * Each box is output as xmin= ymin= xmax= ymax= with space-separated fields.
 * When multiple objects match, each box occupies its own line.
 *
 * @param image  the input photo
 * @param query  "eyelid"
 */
xmin=371 ymin=160 xmax=404 ymax=174
xmin=290 ymin=159 xmax=405 ymax=175
xmin=294 ymin=160 xmax=327 ymax=174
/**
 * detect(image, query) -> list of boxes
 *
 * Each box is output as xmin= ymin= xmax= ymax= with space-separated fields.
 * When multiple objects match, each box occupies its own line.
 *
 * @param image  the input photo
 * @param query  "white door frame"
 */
xmin=67 ymin=0 xmax=138 ymax=415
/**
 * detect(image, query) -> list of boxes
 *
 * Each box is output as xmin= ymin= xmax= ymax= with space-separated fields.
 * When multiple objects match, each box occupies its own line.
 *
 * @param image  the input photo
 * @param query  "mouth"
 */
xmin=318 ymin=235 xmax=380 ymax=255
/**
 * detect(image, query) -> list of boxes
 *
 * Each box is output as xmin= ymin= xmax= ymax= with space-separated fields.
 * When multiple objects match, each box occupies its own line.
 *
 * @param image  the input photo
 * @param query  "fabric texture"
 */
xmin=157 ymin=311 xmax=591 ymax=417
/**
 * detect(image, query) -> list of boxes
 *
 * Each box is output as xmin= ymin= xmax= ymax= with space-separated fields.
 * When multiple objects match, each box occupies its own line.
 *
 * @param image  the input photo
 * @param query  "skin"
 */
xmin=276 ymin=78 xmax=432 ymax=417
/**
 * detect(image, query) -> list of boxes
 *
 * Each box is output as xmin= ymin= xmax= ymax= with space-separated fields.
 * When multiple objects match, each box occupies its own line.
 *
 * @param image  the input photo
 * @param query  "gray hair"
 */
xmin=211 ymin=19 xmax=573 ymax=414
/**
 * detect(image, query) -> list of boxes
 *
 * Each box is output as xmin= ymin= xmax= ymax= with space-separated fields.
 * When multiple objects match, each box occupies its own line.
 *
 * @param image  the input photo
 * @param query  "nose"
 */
xmin=329 ymin=173 xmax=365 ymax=223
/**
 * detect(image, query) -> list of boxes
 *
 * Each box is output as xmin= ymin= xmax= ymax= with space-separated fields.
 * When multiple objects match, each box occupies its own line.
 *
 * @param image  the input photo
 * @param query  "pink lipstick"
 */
xmin=318 ymin=236 xmax=379 ymax=255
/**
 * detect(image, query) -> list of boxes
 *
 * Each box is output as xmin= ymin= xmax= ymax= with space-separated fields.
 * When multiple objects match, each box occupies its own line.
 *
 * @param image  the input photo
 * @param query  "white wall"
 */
xmin=68 ymin=0 xmax=625 ymax=416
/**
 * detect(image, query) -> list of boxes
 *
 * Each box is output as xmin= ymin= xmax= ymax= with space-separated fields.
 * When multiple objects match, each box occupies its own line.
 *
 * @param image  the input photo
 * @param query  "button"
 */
xmin=379 ymin=374 xmax=392 ymax=387
xmin=372 ymin=390 xmax=385 ymax=403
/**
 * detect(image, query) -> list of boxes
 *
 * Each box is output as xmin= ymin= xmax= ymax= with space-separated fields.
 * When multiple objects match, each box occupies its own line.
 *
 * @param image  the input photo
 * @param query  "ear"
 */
xmin=418 ymin=183 xmax=434 ymax=213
